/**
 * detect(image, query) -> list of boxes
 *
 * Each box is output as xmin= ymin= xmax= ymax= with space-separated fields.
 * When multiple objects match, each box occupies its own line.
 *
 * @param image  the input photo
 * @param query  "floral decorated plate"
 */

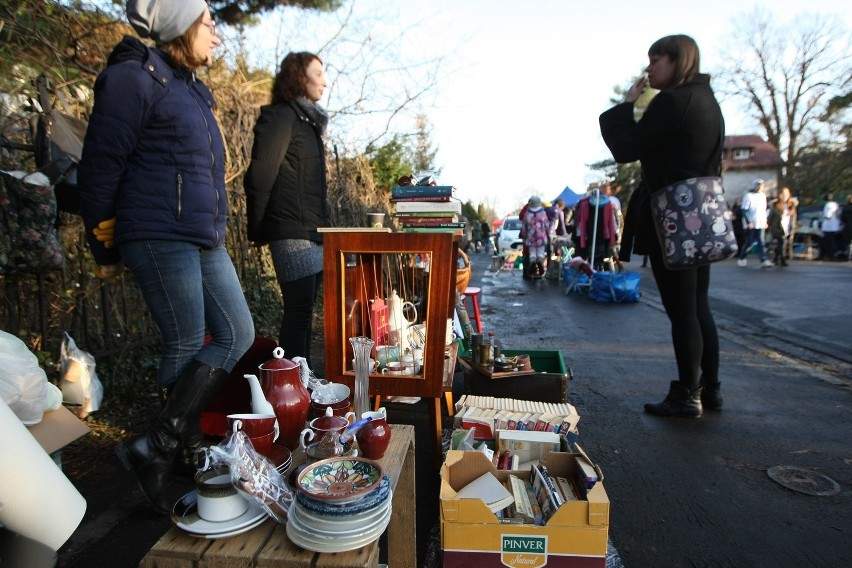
xmin=295 ymin=474 xmax=390 ymax=516
xmin=296 ymin=457 xmax=383 ymax=503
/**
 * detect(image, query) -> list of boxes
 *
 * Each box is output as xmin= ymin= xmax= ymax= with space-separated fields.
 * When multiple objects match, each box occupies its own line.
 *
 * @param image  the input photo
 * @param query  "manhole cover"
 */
xmin=767 ymin=465 xmax=841 ymax=496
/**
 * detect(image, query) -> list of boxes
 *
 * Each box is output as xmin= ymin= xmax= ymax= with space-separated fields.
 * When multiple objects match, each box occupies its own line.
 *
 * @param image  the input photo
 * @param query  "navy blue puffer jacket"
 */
xmin=78 ymin=36 xmax=227 ymax=266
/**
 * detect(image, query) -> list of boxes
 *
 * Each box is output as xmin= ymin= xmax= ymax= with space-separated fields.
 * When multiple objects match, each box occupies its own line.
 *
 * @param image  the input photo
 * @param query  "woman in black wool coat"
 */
xmin=599 ymin=34 xmax=724 ymax=418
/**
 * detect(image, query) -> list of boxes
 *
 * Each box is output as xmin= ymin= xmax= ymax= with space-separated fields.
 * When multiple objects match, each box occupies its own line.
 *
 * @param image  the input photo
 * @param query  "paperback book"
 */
xmin=455 ymin=471 xmax=515 ymax=513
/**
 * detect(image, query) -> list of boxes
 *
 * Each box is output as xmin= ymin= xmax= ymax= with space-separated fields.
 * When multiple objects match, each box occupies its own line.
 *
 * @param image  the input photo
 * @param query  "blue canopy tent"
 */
xmin=553 ymin=186 xmax=583 ymax=207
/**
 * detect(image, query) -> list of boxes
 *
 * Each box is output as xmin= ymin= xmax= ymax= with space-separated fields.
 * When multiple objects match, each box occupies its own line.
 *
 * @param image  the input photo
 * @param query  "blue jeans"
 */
xmin=120 ymin=240 xmax=255 ymax=387
xmin=738 ymin=228 xmax=767 ymax=261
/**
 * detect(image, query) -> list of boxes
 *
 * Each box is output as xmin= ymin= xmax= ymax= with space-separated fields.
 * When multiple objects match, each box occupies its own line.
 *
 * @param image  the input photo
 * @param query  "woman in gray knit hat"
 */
xmin=244 ymin=52 xmax=330 ymax=365
xmin=78 ymin=0 xmax=254 ymax=514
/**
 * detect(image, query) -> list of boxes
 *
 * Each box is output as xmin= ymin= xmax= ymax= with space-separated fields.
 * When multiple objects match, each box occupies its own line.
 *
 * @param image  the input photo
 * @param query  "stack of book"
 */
xmin=529 ymin=462 xmax=581 ymax=523
xmin=391 ymin=185 xmax=464 ymax=234
xmin=453 ymin=394 xmax=580 ymax=439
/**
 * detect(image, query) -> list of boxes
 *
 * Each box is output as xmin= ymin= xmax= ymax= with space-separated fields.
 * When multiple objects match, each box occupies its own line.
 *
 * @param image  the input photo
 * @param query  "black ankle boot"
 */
xmin=115 ymin=361 xmax=229 ymax=514
xmin=700 ymin=378 xmax=723 ymax=411
xmin=644 ymin=381 xmax=703 ymax=417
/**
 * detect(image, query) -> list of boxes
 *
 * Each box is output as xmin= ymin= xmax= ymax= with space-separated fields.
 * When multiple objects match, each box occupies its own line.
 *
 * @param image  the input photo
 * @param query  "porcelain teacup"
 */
xmin=381 ymin=361 xmax=415 ymax=375
xmin=194 ymin=466 xmax=249 ymax=523
xmin=375 ymin=345 xmax=399 ymax=368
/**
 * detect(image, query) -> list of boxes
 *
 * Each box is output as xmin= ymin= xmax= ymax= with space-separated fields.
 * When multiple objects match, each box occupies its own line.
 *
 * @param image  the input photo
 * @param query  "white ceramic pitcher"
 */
xmin=385 ymin=289 xmax=417 ymax=352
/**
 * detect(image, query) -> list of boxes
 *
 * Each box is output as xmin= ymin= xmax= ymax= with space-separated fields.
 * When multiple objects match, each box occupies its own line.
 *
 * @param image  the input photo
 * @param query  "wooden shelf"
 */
xmin=322 ymin=231 xmax=459 ymax=465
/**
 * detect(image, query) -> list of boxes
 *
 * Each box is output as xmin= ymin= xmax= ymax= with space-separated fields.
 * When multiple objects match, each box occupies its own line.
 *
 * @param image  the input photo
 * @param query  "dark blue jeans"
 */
xmin=738 ymin=228 xmax=767 ymax=261
xmin=120 ymin=240 xmax=254 ymax=387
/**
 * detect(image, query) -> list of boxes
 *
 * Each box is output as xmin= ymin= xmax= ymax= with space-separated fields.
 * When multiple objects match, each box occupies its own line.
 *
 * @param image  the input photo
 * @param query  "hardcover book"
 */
xmin=391 ymin=195 xmax=452 ymax=202
xmin=391 ymin=184 xmax=455 ymax=198
xmin=394 ymin=200 xmax=462 ymax=214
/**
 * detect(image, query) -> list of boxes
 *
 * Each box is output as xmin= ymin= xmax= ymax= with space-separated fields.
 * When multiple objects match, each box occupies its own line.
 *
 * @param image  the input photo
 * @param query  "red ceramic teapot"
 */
xmin=259 ymin=347 xmax=310 ymax=450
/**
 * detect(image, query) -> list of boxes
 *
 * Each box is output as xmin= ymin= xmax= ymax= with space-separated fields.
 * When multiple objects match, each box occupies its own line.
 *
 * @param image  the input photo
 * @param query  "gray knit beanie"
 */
xmin=127 ymin=0 xmax=208 ymax=44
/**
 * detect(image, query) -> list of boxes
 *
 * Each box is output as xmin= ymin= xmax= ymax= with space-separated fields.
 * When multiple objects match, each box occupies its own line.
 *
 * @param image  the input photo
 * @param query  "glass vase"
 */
xmin=349 ymin=335 xmax=375 ymax=419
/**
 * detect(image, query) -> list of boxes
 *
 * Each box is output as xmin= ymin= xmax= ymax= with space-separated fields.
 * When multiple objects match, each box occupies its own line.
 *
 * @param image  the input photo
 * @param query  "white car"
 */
xmin=497 ymin=216 xmax=523 ymax=251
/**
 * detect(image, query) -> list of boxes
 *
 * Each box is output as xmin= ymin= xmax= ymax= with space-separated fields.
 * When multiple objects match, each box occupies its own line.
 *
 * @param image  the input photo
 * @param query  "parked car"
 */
xmin=496 ymin=216 xmax=523 ymax=251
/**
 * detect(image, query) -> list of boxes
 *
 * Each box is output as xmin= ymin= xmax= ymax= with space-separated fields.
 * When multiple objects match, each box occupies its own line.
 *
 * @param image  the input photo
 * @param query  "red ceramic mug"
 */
xmin=227 ymin=413 xmax=278 ymax=441
xmin=248 ymin=430 xmax=276 ymax=457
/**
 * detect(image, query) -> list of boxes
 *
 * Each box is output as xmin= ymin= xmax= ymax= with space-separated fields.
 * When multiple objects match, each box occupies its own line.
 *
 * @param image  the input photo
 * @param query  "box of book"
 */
xmin=440 ymin=450 xmax=609 ymax=567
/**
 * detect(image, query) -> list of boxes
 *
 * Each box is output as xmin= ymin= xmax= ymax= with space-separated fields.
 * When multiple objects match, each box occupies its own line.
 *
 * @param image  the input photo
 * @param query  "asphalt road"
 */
xmin=474 ymin=250 xmax=851 ymax=567
xmin=53 ymin=250 xmax=851 ymax=567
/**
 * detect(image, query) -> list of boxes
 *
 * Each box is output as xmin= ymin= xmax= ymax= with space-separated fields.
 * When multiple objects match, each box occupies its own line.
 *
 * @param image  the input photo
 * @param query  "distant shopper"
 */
xmin=600 ymin=34 xmax=723 ymax=417
xmin=602 ymin=182 xmax=623 ymax=245
xmin=736 ymin=179 xmax=773 ymax=268
xmin=550 ymin=198 xmax=567 ymax=239
xmin=481 ymin=221 xmax=493 ymax=254
xmin=768 ymin=187 xmax=796 ymax=267
xmin=731 ymin=197 xmax=745 ymax=252
xmin=522 ymin=196 xmax=550 ymax=278
xmin=819 ymin=193 xmax=841 ymax=260
xmin=841 ymin=195 xmax=852 ymax=261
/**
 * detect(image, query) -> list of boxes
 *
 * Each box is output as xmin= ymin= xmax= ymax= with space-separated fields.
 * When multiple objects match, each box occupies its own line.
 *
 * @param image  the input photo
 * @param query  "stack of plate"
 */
xmin=171 ymin=491 xmax=267 ymax=539
xmin=287 ymin=457 xmax=391 ymax=553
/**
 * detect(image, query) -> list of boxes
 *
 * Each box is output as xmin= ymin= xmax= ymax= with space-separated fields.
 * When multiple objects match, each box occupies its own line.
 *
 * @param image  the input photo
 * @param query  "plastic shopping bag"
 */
xmin=60 ymin=332 xmax=103 ymax=416
xmin=0 ymin=330 xmax=50 ymax=424
xmin=588 ymin=271 xmax=642 ymax=304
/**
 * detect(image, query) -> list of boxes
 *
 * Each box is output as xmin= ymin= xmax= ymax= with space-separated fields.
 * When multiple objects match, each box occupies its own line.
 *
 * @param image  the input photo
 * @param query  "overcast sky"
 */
xmin=247 ymin=0 xmax=850 ymax=216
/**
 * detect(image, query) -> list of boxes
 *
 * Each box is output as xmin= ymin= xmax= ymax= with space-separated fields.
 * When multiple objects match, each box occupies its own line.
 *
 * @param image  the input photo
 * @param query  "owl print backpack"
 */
xmin=650 ymin=176 xmax=737 ymax=269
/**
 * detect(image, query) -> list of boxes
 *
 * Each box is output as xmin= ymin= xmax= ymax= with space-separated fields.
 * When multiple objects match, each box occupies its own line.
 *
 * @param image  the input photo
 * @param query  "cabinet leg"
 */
xmin=428 ymin=396 xmax=443 ymax=468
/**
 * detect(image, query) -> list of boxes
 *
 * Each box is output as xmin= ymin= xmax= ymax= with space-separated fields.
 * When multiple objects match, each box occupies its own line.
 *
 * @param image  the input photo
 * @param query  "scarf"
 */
xmin=292 ymin=97 xmax=329 ymax=135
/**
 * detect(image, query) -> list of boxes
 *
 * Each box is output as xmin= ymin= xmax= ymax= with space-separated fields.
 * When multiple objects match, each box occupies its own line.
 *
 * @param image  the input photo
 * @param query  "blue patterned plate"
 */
xmin=296 ymin=474 xmax=390 ymax=515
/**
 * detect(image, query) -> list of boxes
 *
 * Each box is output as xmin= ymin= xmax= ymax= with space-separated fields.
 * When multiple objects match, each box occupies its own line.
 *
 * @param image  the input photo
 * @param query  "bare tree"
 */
xmin=231 ymin=2 xmax=452 ymax=156
xmin=715 ymin=8 xmax=852 ymax=187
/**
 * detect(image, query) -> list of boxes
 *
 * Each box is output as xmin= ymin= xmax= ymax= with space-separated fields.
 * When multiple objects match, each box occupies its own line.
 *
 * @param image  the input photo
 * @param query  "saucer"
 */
xmin=288 ymin=499 xmax=391 ymax=540
xmin=172 ymin=490 xmax=266 ymax=536
xmin=267 ymin=443 xmax=292 ymax=472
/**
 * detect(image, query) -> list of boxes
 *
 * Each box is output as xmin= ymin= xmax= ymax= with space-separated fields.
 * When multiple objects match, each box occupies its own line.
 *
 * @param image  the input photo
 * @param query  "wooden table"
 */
xmin=140 ymin=424 xmax=415 ymax=568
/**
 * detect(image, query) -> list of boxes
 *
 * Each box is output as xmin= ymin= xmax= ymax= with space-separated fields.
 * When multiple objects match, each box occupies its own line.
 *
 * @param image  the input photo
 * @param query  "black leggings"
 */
xmin=648 ymin=242 xmax=719 ymax=389
xmin=277 ymin=272 xmax=322 ymax=364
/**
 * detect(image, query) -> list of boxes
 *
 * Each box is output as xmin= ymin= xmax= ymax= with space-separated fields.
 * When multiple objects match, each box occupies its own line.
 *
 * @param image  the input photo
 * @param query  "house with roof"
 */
xmin=722 ymin=135 xmax=784 ymax=201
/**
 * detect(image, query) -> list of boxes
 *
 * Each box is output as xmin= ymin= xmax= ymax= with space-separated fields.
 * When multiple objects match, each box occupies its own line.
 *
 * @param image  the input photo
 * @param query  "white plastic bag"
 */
xmin=0 ymin=330 xmax=49 ymax=424
xmin=59 ymin=331 xmax=103 ymax=416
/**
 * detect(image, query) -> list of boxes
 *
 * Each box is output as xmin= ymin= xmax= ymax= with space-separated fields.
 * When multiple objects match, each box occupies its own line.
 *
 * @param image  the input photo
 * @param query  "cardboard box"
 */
xmin=26 ymin=405 xmax=91 ymax=455
xmin=441 ymin=450 xmax=609 ymax=567
xmin=463 ymin=349 xmax=570 ymax=403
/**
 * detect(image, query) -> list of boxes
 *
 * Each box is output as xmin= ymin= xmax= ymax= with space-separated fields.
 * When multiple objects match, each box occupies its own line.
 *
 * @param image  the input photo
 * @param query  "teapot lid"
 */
xmin=259 ymin=346 xmax=297 ymax=370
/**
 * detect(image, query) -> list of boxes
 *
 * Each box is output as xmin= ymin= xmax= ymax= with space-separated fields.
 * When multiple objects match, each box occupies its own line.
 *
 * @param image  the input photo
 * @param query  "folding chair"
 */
xmin=495 ymin=249 xmax=522 ymax=275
